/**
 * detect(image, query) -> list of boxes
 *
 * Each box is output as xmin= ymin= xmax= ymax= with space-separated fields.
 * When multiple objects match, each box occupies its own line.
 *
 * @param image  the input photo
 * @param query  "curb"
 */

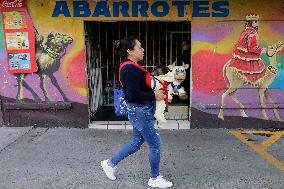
xmin=89 ymin=120 xmax=190 ymax=130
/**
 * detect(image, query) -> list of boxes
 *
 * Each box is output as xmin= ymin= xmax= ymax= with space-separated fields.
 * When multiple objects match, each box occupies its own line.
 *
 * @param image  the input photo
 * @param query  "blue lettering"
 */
xmin=192 ymin=1 xmax=210 ymax=17
xmin=172 ymin=1 xmax=190 ymax=17
xmin=113 ymin=1 xmax=130 ymax=17
xmin=52 ymin=1 xmax=71 ymax=17
xmin=52 ymin=0 xmax=230 ymax=18
xmin=212 ymin=1 xmax=229 ymax=17
xmin=151 ymin=1 xmax=170 ymax=17
xmin=74 ymin=1 xmax=91 ymax=17
xmin=92 ymin=1 xmax=111 ymax=17
xmin=132 ymin=1 xmax=149 ymax=17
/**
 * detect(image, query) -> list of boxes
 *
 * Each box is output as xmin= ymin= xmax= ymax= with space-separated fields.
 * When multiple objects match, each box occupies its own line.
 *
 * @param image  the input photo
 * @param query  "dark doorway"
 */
xmin=84 ymin=21 xmax=191 ymax=122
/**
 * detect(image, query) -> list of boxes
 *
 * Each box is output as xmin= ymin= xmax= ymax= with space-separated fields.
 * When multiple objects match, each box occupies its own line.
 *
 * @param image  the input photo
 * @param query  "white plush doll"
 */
xmin=167 ymin=62 xmax=190 ymax=103
xmin=151 ymin=71 xmax=175 ymax=128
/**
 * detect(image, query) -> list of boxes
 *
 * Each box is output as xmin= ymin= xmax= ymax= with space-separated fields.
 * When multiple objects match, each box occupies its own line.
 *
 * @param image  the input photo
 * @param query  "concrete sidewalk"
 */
xmin=0 ymin=127 xmax=283 ymax=189
xmin=0 ymin=127 xmax=32 ymax=151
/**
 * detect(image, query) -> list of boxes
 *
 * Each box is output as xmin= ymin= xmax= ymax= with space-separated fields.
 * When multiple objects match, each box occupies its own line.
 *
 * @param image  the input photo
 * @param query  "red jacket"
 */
xmin=232 ymin=27 xmax=262 ymax=61
xmin=230 ymin=27 xmax=266 ymax=84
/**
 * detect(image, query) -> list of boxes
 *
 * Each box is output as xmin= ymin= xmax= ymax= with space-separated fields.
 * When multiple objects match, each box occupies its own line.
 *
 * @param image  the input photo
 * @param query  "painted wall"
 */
xmin=0 ymin=0 xmax=89 ymax=126
xmin=0 ymin=0 xmax=192 ymax=103
xmin=191 ymin=0 xmax=284 ymax=126
xmin=0 ymin=1 xmax=87 ymax=103
xmin=1 ymin=0 xmax=284 ymax=127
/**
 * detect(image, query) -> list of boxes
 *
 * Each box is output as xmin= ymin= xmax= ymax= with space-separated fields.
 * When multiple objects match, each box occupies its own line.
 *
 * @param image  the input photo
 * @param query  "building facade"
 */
xmin=0 ymin=0 xmax=284 ymax=128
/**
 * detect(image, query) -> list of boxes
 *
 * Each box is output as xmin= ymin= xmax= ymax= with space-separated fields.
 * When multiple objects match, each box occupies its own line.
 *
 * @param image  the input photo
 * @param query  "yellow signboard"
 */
xmin=28 ymin=0 xmax=284 ymax=21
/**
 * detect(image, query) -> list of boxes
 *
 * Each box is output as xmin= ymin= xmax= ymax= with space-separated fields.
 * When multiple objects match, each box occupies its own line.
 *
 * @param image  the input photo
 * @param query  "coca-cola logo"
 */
xmin=2 ymin=0 xmax=24 ymax=8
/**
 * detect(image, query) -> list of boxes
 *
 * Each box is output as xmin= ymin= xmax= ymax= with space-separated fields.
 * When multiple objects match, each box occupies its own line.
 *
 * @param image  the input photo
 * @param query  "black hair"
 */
xmin=153 ymin=64 xmax=169 ymax=76
xmin=114 ymin=36 xmax=137 ymax=60
xmin=182 ymin=40 xmax=190 ymax=45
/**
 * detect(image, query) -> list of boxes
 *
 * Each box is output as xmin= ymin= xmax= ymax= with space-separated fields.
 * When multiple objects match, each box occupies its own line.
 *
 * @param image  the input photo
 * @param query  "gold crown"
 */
xmin=246 ymin=14 xmax=259 ymax=21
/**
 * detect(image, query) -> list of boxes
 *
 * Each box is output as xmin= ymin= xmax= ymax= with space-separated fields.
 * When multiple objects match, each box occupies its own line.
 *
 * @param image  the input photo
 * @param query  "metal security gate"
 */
xmin=85 ymin=21 xmax=191 ymax=122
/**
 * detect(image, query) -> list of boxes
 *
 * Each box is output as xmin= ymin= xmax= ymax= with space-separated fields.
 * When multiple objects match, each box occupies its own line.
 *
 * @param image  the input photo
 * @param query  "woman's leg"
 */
xmin=139 ymin=120 xmax=161 ymax=178
xmin=139 ymin=106 xmax=172 ymax=188
xmin=111 ymin=104 xmax=162 ymax=178
xmin=110 ymin=126 xmax=145 ymax=166
xmin=134 ymin=105 xmax=161 ymax=178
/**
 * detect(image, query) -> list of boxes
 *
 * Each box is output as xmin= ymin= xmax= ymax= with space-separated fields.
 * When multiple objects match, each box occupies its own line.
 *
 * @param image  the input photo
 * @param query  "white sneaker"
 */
xmin=148 ymin=175 xmax=173 ymax=188
xmin=100 ymin=159 xmax=117 ymax=180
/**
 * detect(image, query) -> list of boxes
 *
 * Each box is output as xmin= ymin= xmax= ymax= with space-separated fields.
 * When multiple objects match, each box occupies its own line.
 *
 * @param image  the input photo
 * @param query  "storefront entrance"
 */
xmin=84 ymin=21 xmax=191 ymax=122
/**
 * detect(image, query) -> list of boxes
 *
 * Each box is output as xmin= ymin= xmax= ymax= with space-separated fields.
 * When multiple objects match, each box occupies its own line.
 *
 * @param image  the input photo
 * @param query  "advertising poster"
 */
xmin=6 ymin=32 xmax=29 ymax=50
xmin=3 ymin=11 xmax=27 ymax=29
xmin=8 ymin=52 xmax=30 ymax=70
xmin=0 ymin=0 xmax=37 ymax=74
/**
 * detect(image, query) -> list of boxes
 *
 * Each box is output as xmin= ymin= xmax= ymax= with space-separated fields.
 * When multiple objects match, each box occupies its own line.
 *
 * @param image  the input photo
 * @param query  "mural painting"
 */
xmin=1 ymin=0 xmax=284 ymax=127
xmin=192 ymin=13 xmax=284 ymax=127
xmin=15 ymin=29 xmax=73 ymax=102
xmin=219 ymin=15 xmax=284 ymax=122
xmin=0 ymin=1 xmax=88 ymax=126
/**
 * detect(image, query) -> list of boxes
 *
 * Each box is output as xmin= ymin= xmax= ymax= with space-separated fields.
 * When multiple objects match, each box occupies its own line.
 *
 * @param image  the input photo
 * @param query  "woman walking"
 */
xmin=101 ymin=36 xmax=173 ymax=188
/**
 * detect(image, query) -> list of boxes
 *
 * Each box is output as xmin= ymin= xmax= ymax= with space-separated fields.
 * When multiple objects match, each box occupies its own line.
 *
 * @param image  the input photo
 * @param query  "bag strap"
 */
xmin=118 ymin=60 xmax=150 ymax=88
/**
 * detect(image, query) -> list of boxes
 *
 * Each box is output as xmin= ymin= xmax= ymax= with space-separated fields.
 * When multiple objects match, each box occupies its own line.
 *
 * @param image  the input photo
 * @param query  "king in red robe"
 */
xmin=230 ymin=16 xmax=266 ymax=85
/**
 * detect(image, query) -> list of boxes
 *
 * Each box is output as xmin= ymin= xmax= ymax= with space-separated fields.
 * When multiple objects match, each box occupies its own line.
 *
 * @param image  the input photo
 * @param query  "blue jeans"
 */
xmin=111 ymin=103 xmax=161 ymax=178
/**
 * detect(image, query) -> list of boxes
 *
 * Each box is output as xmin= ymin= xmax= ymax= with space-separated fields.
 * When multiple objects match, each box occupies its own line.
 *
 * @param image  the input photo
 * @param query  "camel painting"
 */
xmin=218 ymin=41 xmax=284 ymax=121
xmin=15 ymin=29 xmax=73 ymax=102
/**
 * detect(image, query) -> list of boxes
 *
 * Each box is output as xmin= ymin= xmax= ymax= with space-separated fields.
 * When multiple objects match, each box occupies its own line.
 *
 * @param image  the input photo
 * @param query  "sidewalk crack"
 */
xmin=0 ymin=126 xmax=37 ymax=155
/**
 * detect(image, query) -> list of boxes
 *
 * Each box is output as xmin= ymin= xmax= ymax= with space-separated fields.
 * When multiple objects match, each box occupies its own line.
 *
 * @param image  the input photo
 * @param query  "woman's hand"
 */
xmin=154 ymin=90 xmax=166 ymax=101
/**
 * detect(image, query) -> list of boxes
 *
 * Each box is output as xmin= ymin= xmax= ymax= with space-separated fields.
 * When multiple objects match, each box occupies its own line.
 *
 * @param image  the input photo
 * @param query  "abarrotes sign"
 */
xmin=52 ymin=0 xmax=229 ymax=18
